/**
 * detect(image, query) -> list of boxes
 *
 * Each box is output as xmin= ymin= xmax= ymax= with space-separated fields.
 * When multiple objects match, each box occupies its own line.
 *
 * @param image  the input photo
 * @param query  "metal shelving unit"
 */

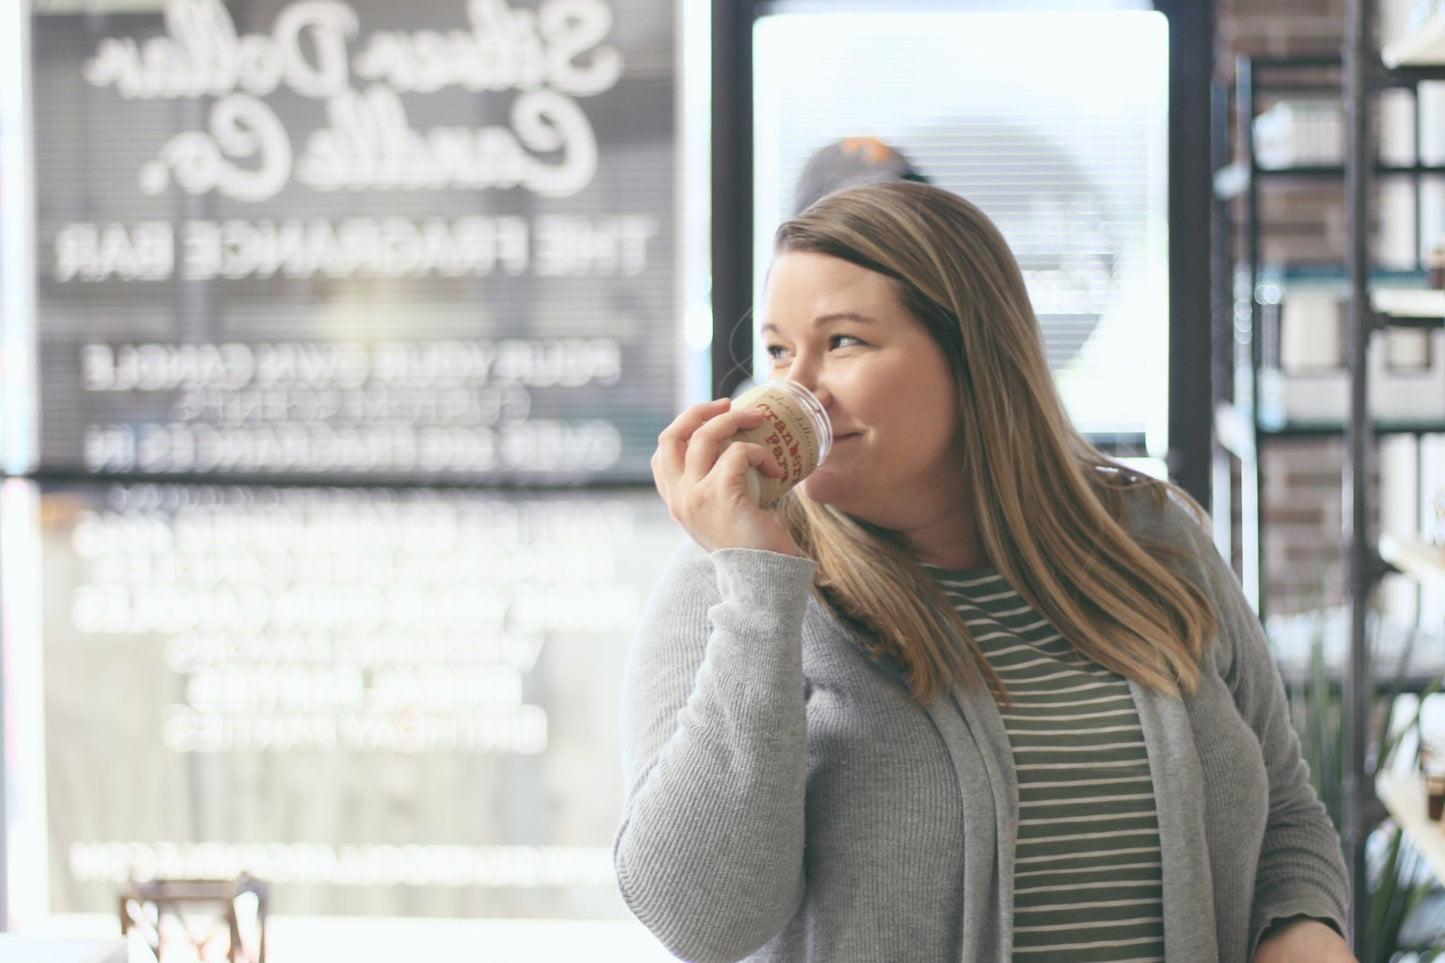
xmin=1214 ymin=2 xmax=1445 ymax=953
xmin=1214 ymin=52 xmax=1445 ymax=615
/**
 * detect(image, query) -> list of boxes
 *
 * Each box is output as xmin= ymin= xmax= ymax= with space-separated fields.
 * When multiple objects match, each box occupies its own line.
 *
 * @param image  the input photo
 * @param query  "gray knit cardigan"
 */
xmin=614 ymin=489 xmax=1349 ymax=962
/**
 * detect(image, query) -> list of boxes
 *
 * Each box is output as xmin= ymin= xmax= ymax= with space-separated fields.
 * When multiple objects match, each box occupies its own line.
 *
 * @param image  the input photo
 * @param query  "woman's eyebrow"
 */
xmin=814 ymin=312 xmax=879 ymax=326
xmin=760 ymin=312 xmax=880 ymax=333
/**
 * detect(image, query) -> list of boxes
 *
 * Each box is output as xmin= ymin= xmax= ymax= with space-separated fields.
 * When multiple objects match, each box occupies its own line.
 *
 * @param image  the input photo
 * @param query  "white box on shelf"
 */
xmin=1279 ymin=290 xmax=1343 ymax=371
xmin=1257 ymin=328 xmax=1445 ymax=428
xmin=1373 ymin=287 xmax=1445 ymax=318
xmin=1253 ymin=100 xmax=1345 ymax=169
xmin=1384 ymin=5 xmax=1445 ymax=67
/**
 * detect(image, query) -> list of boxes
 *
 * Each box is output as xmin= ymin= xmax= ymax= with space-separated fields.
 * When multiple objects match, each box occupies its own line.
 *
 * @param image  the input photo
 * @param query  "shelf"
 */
xmin=1379 ymin=533 xmax=1445 ymax=589
xmin=1228 ymin=42 xmax=1445 ymax=949
xmin=1377 ymin=770 xmax=1445 ymax=886
xmin=1384 ymin=17 xmax=1445 ymax=68
xmin=1233 ymin=53 xmax=1445 ymax=86
xmin=1258 ymin=420 xmax=1445 ymax=437
xmin=1373 ymin=288 xmax=1445 ymax=327
xmin=1380 ymin=63 xmax=1445 ymax=84
xmin=1219 ymin=164 xmax=1445 ymax=201
xmin=1255 ymin=164 xmax=1445 ymax=178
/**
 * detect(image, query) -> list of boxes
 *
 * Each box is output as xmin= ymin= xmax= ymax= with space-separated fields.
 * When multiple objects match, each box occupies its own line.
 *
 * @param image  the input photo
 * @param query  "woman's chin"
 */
xmin=799 ymin=474 xmax=846 ymax=507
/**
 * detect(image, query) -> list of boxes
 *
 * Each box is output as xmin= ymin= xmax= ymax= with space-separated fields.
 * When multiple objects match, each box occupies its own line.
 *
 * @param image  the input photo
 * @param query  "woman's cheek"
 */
xmin=800 ymin=470 xmax=844 ymax=506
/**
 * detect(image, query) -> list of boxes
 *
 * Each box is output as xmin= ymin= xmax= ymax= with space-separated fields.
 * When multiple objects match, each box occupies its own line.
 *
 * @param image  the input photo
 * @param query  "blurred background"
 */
xmin=1 ymin=0 xmax=1444 ymax=960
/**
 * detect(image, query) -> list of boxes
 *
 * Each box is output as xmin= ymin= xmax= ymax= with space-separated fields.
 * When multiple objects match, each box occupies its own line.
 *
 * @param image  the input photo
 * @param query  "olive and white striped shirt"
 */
xmin=931 ymin=567 xmax=1166 ymax=963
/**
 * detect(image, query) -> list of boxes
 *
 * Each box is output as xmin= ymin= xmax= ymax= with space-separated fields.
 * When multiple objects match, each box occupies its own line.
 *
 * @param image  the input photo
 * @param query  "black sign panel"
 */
xmin=32 ymin=0 xmax=677 ymax=484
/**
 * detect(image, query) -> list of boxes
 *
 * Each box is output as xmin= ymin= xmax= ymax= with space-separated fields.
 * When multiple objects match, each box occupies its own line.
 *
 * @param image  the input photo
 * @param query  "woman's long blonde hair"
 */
xmin=771 ymin=181 xmax=1216 ymax=705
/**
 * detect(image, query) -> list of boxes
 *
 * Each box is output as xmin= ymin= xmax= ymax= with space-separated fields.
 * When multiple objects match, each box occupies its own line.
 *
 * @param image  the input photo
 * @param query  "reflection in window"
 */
xmin=753 ymin=8 xmax=1169 ymax=456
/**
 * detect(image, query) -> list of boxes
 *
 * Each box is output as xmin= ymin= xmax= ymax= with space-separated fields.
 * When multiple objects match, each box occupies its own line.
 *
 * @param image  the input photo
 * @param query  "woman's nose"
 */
xmin=783 ymin=357 xmax=811 ymax=386
xmin=784 ymin=365 xmax=831 ymax=408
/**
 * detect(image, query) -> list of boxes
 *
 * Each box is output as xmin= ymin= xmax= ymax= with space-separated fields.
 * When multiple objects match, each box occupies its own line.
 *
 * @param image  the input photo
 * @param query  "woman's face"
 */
xmin=761 ymin=251 xmax=969 ymax=529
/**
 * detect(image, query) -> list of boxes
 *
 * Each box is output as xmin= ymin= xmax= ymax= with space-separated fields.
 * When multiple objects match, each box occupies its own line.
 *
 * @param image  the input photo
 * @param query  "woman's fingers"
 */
xmin=652 ymin=398 xmax=787 ymax=510
xmin=681 ymin=405 xmax=770 ymax=482
xmin=653 ymin=398 xmax=730 ymax=498
xmin=655 ymin=398 xmax=730 ymax=464
xmin=649 ymin=399 xmax=801 ymax=556
xmin=716 ymin=436 xmax=786 ymax=480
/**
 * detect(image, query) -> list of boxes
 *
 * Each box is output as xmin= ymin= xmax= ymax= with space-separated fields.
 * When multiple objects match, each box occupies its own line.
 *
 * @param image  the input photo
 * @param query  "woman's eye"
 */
xmin=764 ymin=344 xmax=790 ymax=360
xmin=830 ymin=334 xmax=863 ymax=349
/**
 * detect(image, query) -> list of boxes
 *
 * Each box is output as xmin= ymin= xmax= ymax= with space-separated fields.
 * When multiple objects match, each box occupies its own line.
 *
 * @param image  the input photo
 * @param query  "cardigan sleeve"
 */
xmin=613 ymin=541 xmax=819 ymax=963
xmin=1160 ymin=495 xmax=1351 ymax=955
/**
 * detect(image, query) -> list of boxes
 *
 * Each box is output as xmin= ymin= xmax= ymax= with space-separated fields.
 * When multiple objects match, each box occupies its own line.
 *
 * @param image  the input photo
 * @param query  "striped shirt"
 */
xmin=930 ymin=567 xmax=1166 ymax=963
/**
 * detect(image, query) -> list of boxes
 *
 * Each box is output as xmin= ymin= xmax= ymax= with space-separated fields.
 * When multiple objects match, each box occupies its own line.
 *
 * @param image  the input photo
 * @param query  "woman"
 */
xmin=614 ymin=181 xmax=1351 ymax=962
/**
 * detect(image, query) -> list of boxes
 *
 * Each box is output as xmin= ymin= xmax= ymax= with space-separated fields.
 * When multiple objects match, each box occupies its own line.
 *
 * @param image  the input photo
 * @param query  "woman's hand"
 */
xmin=651 ymin=398 xmax=799 ymax=556
xmin=1253 ymin=918 xmax=1357 ymax=963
